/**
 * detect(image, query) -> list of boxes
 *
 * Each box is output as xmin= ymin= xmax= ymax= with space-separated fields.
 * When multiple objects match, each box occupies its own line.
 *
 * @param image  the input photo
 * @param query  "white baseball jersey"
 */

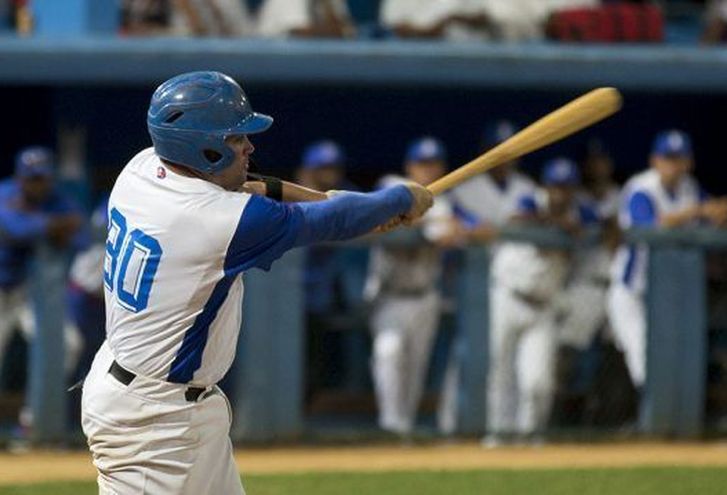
xmin=448 ymin=171 xmax=536 ymax=228
xmin=491 ymin=188 xmax=598 ymax=301
xmin=104 ymin=148 xmax=412 ymax=387
xmin=610 ymin=169 xmax=703 ymax=294
xmin=104 ymin=148 xmax=259 ymax=386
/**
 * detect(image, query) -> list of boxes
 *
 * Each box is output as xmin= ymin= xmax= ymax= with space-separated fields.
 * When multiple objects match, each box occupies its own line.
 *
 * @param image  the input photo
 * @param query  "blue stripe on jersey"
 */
xmin=166 ymin=196 xmax=300 ymax=383
xmin=451 ymin=201 xmax=481 ymax=229
xmin=517 ymin=194 xmax=538 ymax=215
xmin=629 ymin=191 xmax=657 ymax=226
xmin=622 ymin=245 xmax=638 ymax=287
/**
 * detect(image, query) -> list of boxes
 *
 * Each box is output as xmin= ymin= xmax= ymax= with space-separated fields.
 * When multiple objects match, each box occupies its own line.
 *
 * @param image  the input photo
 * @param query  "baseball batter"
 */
xmin=81 ymin=71 xmax=433 ymax=495
xmin=487 ymin=158 xmax=598 ymax=445
xmin=365 ymin=137 xmax=459 ymax=436
xmin=608 ymin=130 xmax=727 ymax=390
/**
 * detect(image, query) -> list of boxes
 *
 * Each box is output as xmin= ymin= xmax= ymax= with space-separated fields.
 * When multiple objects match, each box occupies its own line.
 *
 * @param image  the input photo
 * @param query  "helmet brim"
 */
xmin=232 ymin=112 xmax=273 ymax=135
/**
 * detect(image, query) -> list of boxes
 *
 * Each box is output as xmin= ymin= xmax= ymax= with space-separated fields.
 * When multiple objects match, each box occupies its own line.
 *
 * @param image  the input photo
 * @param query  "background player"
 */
xmin=557 ymin=143 xmax=620 ymax=355
xmin=608 ymin=130 xmax=727 ymax=394
xmin=486 ymin=157 xmax=598 ymax=446
xmin=365 ymin=137 xmax=460 ymax=437
xmin=81 ymin=71 xmax=433 ymax=495
xmin=438 ymin=121 xmax=536 ymax=435
xmin=0 ymin=146 xmax=85 ymax=434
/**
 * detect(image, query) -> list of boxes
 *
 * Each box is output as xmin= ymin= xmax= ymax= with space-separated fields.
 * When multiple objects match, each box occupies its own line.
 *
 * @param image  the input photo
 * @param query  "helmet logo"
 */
xmin=157 ymin=166 xmax=167 ymax=179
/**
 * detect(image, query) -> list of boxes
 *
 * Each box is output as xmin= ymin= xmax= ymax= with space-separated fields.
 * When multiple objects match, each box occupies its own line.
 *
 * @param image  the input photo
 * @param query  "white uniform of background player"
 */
xmin=365 ymin=137 xmax=455 ymax=435
xmin=81 ymin=72 xmax=429 ymax=495
xmin=437 ymin=121 xmax=535 ymax=435
xmin=487 ymin=158 xmax=598 ymax=443
xmin=607 ymin=130 xmax=717 ymax=389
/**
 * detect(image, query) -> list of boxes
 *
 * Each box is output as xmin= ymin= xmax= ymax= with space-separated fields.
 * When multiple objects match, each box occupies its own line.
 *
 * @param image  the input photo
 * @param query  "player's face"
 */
xmin=308 ymin=165 xmax=344 ymax=191
xmin=19 ymin=175 xmax=52 ymax=204
xmin=651 ymin=154 xmax=691 ymax=190
xmin=584 ymin=154 xmax=613 ymax=184
xmin=547 ymin=184 xmax=576 ymax=211
xmin=216 ymin=135 xmax=255 ymax=191
xmin=488 ymin=161 xmax=515 ymax=183
xmin=405 ymin=160 xmax=446 ymax=186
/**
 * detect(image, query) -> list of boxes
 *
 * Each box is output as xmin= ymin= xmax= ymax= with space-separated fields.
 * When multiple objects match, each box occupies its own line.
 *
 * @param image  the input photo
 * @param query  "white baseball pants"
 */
xmin=487 ymin=286 xmax=557 ymax=436
xmin=81 ymin=341 xmax=243 ymax=495
xmin=0 ymin=286 xmax=83 ymax=377
xmin=370 ymin=291 xmax=440 ymax=435
xmin=607 ymin=283 xmax=646 ymax=388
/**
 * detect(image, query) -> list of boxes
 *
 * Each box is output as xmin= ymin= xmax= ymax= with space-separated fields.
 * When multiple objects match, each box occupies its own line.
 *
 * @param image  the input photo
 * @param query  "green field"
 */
xmin=1 ymin=468 xmax=726 ymax=495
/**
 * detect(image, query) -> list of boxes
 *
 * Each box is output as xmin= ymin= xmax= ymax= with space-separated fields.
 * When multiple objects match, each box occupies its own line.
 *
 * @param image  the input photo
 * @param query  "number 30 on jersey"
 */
xmin=103 ymin=207 xmax=163 ymax=313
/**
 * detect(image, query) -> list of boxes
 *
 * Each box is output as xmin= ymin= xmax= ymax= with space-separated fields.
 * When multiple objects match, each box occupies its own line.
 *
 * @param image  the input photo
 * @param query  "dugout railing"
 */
xmin=19 ymin=226 xmax=727 ymax=443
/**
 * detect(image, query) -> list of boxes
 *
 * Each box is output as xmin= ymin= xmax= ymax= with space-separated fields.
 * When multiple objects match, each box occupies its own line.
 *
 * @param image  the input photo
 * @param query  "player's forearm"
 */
xmin=658 ymin=205 xmax=701 ymax=228
xmin=294 ymin=186 xmax=412 ymax=246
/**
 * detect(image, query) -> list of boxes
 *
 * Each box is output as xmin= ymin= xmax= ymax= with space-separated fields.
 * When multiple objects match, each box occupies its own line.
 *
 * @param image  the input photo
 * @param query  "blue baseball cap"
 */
xmin=406 ymin=137 xmax=447 ymax=163
xmin=541 ymin=157 xmax=580 ymax=186
xmin=652 ymin=130 xmax=692 ymax=157
xmin=482 ymin=120 xmax=517 ymax=149
xmin=15 ymin=146 xmax=54 ymax=178
xmin=302 ymin=140 xmax=345 ymax=170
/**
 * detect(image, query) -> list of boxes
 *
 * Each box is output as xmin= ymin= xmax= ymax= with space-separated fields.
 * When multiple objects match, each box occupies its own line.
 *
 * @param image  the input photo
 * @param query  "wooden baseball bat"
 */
xmin=426 ymin=87 xmax=623 ymax=196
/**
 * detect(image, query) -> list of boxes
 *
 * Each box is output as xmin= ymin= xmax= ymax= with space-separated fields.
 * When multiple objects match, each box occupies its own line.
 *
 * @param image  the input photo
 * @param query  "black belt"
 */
xmin=109 ymin=360 xmax=207 ymax=402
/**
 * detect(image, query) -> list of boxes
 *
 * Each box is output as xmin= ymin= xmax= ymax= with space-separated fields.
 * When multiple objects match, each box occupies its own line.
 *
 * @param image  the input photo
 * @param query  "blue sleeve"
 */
xmin=0 ymin=204 xmax=49 ymax=241
xmin=578 ymin=203 xmax=600 ymax=226
xmin=628 ymin=191 xmax=657 ymax=226
xmin=226 ymin=185 xmax=413 ymax=272
xmin=517 ymin=194 xmax=538 ymax=215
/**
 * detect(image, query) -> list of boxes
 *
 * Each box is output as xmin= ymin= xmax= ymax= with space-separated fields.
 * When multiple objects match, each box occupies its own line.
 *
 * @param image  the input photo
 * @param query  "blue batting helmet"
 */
xmin=147 ymin=71 xmax=273 ymax=174
xmin=15 ymin=146 xmax=54 ymax=178
xmin=541 ymin=157 xmax=580 ymax=186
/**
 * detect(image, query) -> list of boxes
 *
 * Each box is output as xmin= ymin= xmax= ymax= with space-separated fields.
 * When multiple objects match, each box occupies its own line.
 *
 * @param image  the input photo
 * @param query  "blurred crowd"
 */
xmin=1 ymin=123 xmax=726 ymax=444
xmin=3 ymin=0 xmax=727 ymax=44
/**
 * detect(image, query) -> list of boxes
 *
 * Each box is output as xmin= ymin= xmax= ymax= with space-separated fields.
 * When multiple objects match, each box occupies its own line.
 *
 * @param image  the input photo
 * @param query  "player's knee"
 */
xmin=374 ymin=332 xmax=403 ymax=361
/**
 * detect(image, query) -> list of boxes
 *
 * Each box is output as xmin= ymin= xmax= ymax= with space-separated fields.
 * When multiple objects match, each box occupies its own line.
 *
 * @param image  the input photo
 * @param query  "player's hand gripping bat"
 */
xmin=426 ymin=87 xmax=623 ymax=196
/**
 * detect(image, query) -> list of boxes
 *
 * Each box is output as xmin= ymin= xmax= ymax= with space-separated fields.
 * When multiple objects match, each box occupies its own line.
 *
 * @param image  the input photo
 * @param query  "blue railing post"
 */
xmin=644 ymin=244 xmax=706 ymax=437
xmin=28 ymin=242 xmax=69 ymax=443
xmin=231 ymin=249 xmax=305 ymax=442
xmin=454 ymin=246 xmax=490 ymax=435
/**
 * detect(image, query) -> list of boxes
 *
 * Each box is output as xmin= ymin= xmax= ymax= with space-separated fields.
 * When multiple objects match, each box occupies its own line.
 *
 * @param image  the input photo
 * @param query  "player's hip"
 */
xmin=82 ymin=341 xmax=231 ymax=430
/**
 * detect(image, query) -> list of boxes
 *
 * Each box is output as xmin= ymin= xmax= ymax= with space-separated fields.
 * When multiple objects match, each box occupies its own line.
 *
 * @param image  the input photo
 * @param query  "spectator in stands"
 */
xmin=379 ymin=0 xmax=494 ymax=41
xmin=703 ymin=0 xmax=727 ymax=43
xmin=0 ymin=147 xmax=85 ymax=435
xmin=257 ymin=0 xmax=355 ymax=38
xmin=380 ymin=0 xmax=600 ymax=42
xmin=122 ymin=0 xmax=254 ymax=37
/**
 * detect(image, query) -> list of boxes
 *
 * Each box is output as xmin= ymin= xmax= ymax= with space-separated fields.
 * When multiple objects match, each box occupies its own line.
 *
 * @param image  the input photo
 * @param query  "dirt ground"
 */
xmin=1 ymin=442 xmax=726 ymax=486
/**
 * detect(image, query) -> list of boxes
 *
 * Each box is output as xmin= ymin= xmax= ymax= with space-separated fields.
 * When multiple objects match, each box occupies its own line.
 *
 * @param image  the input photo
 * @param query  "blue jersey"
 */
xmin=0 ymin=178 xmax=83 ymax=289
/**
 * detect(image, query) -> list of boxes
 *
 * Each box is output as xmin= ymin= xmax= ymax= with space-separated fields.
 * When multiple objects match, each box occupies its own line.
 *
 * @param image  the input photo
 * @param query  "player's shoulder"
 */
xmin=510 ymin=171 xmax=536 ymax=189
